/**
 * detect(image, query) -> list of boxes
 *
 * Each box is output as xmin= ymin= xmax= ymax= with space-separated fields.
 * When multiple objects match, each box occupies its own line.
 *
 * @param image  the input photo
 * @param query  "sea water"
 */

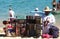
xmin=0 ymin=0 xmax=60 ymax=28
xmin=0 ymin=0 xmax=59 ymax=19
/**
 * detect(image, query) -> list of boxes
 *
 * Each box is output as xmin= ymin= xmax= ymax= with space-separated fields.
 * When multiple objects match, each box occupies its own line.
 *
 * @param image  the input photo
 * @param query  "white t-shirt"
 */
xmin=42 ymin=13 xmax=55 ymax=25
xmin=34 ymin=13 xmax=40 ymax=16
xmin=9 ymin=10 xmax=15 ymax=18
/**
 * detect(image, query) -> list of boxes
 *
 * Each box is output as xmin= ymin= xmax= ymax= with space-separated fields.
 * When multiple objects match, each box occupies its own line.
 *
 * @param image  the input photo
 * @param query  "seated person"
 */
xmin=42 ymin=20 xmax=59 ymax=38
xmin=42 ymin=21 xmax=53 ymax=38
xmin=6 ymin=21 xmax=15 ymax=36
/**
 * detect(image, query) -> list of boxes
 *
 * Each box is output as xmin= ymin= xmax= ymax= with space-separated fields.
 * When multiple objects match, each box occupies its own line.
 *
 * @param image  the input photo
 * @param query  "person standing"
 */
xmin=52 ymin=0 xmax=57 ymax=11
xmin=34 ymin=8 xmax=40 ymax=16
xmin=9 ymin=8 xmax=15 ymax=22
xmin=57 ymin=0 xmax=60 ymax=10
xmin=30 ymin=8 xmax=40 ymax=16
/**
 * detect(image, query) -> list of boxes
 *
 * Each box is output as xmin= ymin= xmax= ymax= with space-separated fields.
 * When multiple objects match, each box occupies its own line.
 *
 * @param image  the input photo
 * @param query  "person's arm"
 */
xmin=9 ymin=11 xmax=12 ymax=17
xmin=50 ymin=15 xmax=55 ymax=24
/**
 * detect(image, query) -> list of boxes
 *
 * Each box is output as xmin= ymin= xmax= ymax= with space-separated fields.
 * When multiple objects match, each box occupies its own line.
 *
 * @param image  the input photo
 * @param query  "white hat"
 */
xmin=35 ymin=8 xmax=39 ymax=11
xmin=44 ymin=6 xmax=52 ymax=11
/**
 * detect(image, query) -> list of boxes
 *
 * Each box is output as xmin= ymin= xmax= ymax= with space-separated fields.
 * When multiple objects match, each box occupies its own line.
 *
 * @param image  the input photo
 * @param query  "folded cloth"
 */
xmin=42 ymin=34 xmax=53 ymax=38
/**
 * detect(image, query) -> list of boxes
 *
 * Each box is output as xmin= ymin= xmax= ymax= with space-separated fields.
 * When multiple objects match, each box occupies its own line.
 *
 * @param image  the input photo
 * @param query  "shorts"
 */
xmin=8 ymin=29 xmax=13 ymax=33
xmin=10 ymin=18 xmax=15 ymax=22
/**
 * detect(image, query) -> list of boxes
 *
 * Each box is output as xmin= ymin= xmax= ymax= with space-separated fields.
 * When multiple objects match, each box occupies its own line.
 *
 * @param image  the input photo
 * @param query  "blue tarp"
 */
xmin=30 ymin=11 xmax=45 ymax=16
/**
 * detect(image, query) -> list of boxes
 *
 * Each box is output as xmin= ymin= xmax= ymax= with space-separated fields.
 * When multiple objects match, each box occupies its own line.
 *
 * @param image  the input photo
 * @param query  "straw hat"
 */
xmin=35 ymin=8 xmax=39 ymax=11
xmin=44 ymin=6 xmax=52 ymax=11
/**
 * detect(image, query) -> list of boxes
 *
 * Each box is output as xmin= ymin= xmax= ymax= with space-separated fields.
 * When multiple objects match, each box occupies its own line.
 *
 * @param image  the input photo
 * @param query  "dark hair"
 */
xmin=49 ymin=28 xmax=53 ymax=35
xmin=8 ymin=21 xmax=11 ymax=24
xmin=35 ymin=10 xmax=38 ymax=11
xmin=44 ymin=21 xmax=49 ymax=23
xmin=3 ymin=20 xmax=7 ymax=25
xmin=53 ymin=0 xmax=56 ymax=2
